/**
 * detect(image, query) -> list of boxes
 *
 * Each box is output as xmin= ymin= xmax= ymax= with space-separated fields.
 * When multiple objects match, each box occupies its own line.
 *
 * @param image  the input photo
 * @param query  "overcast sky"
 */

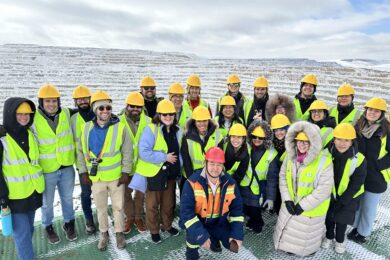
xmin=1 ymin=0 xmax=389 ymax=60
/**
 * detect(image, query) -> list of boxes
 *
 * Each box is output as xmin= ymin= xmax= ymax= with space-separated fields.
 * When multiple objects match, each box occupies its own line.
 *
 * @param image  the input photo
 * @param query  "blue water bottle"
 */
xmin=1 ymin=206 xmax=12 ymax=237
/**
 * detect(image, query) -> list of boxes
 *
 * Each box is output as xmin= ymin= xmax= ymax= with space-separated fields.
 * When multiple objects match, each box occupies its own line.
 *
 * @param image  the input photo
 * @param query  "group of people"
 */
xmin=0 ymin=73 xmax=389 ymax=260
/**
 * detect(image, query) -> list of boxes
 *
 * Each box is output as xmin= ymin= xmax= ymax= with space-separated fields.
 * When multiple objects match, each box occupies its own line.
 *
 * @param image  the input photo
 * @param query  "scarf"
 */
xmin=273 ymin=138 xmax=285 ymax=154
xmin=360 ymin=121 xmax=381 ymax=139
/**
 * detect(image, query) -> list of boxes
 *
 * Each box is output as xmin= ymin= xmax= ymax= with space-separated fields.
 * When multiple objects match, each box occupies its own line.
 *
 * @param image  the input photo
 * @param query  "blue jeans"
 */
xmin=80 ymin=176 xmax=93 ymax=221
xmin=41 ymin=166 xmax=75 ymax=227
xmin=353 ymin=191 xmax=382 ymax=237
xmin=12 ymin=210 xmax=36 ymax=260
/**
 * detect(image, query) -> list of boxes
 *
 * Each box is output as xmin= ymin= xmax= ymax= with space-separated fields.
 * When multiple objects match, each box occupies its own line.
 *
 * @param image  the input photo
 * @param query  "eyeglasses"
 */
xmin=228 ymin=83 xmax=240 ymax=89
xmin=98 ymin=105 xmax=112 ymax=111
xmin=161 ymin=113 xmax=175 ymax=117
xmin=252 ymin=135 xmax=265 ymax=140
xmin=311 ymin=110 xmax=324 ymax=114
xmin=143 ymin=87 xmax=155 ymax=91
xmin=128 ymin=105 xmax=142 ymax=109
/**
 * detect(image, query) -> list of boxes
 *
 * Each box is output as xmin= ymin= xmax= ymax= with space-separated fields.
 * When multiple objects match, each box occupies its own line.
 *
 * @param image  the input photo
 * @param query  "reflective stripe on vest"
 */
xmin=332 ymin=152 xmax=365 ymax=198
xmin=240 ymin=148 xmax=277 ymax=195
xmin=0 ymin=131 xmax=44 ymax=199
xmin=286 ymin=150 xmax=332 ymax=217
xmin=178 ymin=106 xmax=192 ymax=129
xmin=243 ymin=100 xmax=254 ymax=126
xmin=320 ymin=127 xmax=333 ymax=148
xmin=329 ymin=107 xmax=362 ymax=125
xmin=81 ymin=121 xmax=124 ymax=182
xmin=187 ymin=130 xmax=223 ymax=170
xmin=120 ymin=112 xmax=151 ymax=175
xmin=293 ymin=98 xmax=310 ymax=121
xmin=379 ymin=135 xmax=390 ymax=182
xmin=135 ymin=124 xmax=183 ymax=177
xmin=31 ymin=108 xmax=75 ymax=173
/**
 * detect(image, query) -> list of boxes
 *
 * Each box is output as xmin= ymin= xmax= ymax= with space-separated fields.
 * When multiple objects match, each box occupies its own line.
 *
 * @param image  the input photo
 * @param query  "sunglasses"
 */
xmin=161 ymin=113 xmax=175 ymax=117
xmin=98 ymin=105 xmax=112 ymax=111
xmin=252 ymin=135 xmax=265 ymax=140
xmin=128 ymin=105 xmax=143 ymax=109
xmin=143 ymin=87 xmax=155 ymax=91
xmin=228 ymin=83 xmax=240 ymax=88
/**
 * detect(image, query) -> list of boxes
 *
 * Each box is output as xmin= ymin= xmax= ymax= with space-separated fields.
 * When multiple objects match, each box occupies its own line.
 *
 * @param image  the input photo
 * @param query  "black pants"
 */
xmin=244 ymin=205 xmax=264 ymax=232
xmin=325 ymin=218 xmax=347 ymax=243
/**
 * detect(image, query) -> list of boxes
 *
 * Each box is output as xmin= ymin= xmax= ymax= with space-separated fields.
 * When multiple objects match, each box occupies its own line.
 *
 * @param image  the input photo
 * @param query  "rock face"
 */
xmin=0 ymin=44 xmax=389 ymax=121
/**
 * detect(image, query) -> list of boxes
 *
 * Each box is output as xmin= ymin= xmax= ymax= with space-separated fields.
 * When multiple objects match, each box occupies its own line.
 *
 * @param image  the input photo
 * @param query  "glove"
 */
xmin=294 ymin=203 xmax=304 ymax=215
xmin=0 ymin=197 xmax=9 ymax=209
xmin=262 ymin=200 xmax=274 ymax=211
xmin=80 ymin=174 xmax=92 ymax=186
xmin=285 ymin=201 xmax=296 ymax=215
xmin=117 ymin=174 xmax=130 ymax=187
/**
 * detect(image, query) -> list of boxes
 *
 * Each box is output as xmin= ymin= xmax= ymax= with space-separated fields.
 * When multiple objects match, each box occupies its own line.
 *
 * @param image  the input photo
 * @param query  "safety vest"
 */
xmin=120 ymin=112 xmax=151 ymax=175
xmin=286 ymin=150 xmax=332 ymax=217
xmin=222 ymin=142 xmax=248 ymax=176
xmin=136 ymin=124 xmax=183 ymax=177
xmin=183 ymin=98 xmax=210 ymax=111
xmin=80 ymin=121 xmax=125 ymax=182
xmin=293 ymin=98 xmax=311 ymax=121
xmin=0 ymin=131 xmax=44 ymax=199
xmin=379 ymin=135 xmax=390 ymax=182
xmin=177 ymin=106 xmax=192 ymax=129
xmin=71 ymin=112 xmax=87 ymax=169
xmin=214 ymin=116 xmax=241 ymax=137
xmin=31 ymin=108 xmax=75 ymax=173
xmin=279 ymin=150 xmax=287 ymax=163
xmin=240 ymin=147 xmax=277 ymax=195
xmin=187 ymin=129 xmax=223 ymax=172
xmin=320 ymin=127 xmax=333 ymax=148
xmin=332 ymin=152 xmax=365 ymax=198
xmin=243 ymin=100 xmax=254 ymax=126
xmin=329 ymin=107 xmax=361 ymax=125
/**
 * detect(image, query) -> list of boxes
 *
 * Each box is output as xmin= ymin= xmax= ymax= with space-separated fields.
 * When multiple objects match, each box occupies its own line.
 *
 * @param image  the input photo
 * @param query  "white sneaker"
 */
xmin=335 ymin=241 xmax=346 ymax=254
xmin=321 ymin=238 xmax=332 ymax=249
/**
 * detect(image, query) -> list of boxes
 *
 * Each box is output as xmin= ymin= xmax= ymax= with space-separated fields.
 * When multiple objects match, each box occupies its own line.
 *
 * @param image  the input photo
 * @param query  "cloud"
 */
xmin=0 ymin=0 xmax=389 ymax=59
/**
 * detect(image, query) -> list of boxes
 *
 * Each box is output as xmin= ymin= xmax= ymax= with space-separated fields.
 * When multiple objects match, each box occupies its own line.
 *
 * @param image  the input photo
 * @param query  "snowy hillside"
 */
xmin=0 ymin=44 xmax=389 ymax=122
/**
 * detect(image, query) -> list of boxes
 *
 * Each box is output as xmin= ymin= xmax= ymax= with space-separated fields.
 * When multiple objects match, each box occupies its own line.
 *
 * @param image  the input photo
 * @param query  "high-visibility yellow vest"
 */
xmin=71 ymin=112 xmax=87 ymax=169
xmin=293 ymin=98 xmax=311 ymax=121
xmin=183 ymin=99 xmax=210 ymax=111
xmin=240 ymin=147 xmax=277 ymax=195
xmin=222 ymin=142 xmax=247 ymax=176
xmin=320 ymin=127 xmax=333 ymax=148
xmin=136 ymin=124 xmax=183 ymax=177
xmin=120 ymin=112 xmax=151 ymax=175
xmin=0 ymin=131 xmax=44 ymax=199
xmin=80 ymin=121 xmax=125 ymax=182
xmin=286 ymin=150 xmax=332 ymax=217
xmin=329 ymin=107 xmax=361 ymax=125
xmin=279 ymin=150 xmax=287 ymax=163
xmin=214 ymin=116 xmax=241 ymax=137
xmin=379 ymin=135 xmax=390 ymax=182
xmin=177 ymin=106 xmax=192 ymax=129
xmin=187 ymin=129 xmax=223 ymax=173
xmin=332 ymin=152 xmax=365 ymax=198
xmin=31 ymin=108 xmax=75 ymax=173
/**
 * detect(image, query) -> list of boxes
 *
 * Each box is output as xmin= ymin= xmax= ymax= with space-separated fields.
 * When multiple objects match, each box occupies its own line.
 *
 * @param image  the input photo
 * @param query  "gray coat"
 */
xmin=273 ymin=121 xmax=334 ymax=257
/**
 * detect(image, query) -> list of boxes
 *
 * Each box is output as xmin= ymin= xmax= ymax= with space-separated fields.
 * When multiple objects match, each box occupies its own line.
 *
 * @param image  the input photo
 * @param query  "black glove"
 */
xmin=294 ymin=203 xmax=304 ymax=215
xmin=285 ymin=201 xmax=296 ymax=215
xmin=0 ymin=197 xmax=9 ymax=209
xmin=117 ymin=174 xmax=130 ymax=187
xmin=80 ymin=173 xmax=92 ymax=186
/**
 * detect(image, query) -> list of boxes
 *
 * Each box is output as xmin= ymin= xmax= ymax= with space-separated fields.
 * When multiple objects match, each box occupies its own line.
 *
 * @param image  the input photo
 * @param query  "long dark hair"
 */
xmin=218 ymin=105 xmax=242 ymax=127
xmin=355 ymin=110 xmax=390 ymax=138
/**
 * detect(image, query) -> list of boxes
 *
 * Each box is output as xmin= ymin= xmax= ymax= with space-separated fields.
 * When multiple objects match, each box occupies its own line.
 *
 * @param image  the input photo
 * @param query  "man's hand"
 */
xmin=117 ymin=174 xmax=130 ymax=187
xmin=80 ymin=174 xmax=92 ymax=186
xmin=201 ymin=239 xmax=211 ymax=250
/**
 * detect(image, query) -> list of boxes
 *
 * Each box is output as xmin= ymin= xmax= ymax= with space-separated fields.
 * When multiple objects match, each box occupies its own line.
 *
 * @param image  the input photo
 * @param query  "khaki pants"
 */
xmin=145 ymin=179 xmax=176 ymax=234
xmin=124 ymin=176 xmax=145 ymax=220
xmin=92 ymin=180 xmax=125 ymax=233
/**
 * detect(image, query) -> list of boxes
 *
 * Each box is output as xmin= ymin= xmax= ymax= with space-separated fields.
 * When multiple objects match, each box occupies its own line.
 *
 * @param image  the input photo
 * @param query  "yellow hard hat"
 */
xmin=91 ymin=90 xmax=112 ymax=105
xmin=126 ymin=92 xmax=144 ymax=106
xmin=16 ymin=102 xmax=33 ymax=113
xmin=140 ymin=76 xmax=156 ymax=87
xmin=301 ymin=74 xmax=318 ymax=86
xmin=270 ymin=114 xmax=291 ymax=130
xmin=220 ymin=96 xmax=236 ymax=106
xmin=169 ymin=83 xmax=185 ymax=95
xmin=333 ymin=123 xmax=356 ymax=140
xmin=38 ymin=84 xmax=60 ymax=98
xmin=337 ymin=83 xmax=355 ymax=96
xmin=227 ymin=74 xmax=241 ymax=84
xmin=228 ymin=123 xmax=247 ymax=137
xmin=364 ymin=97 xmax=387 ymax=112
xmin=187 ymin=74 xmax=201 ymax=87
xmin=308 ymin=100 xmax=329 ymax=111
xmin=253 ymin=76 xmax=269 ymax=88
xmin=156 ymin=99 xmax=176 ymax=114
xmin=295 ymin=132 xmax=309 ymax=141
xmin=252 ymin=126 xmax=265 ymax=138
xmin=192 ymin=106 xmax=211 ymax=120
xmin=72 ymin=85 xmax=92 ymax=99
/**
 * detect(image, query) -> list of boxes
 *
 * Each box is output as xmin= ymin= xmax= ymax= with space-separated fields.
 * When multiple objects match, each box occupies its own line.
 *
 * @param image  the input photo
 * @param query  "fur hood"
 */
xmin=285 ymin=121 xmax=322 ymax=164
xmin=265 ymin=94 xmax=295 ymax=122
xmin=247 ymin=119 xmax=273 ymax=149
